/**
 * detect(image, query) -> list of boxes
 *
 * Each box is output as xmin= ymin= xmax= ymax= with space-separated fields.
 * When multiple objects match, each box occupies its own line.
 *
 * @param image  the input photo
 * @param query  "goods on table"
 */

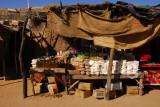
xmin=89 ymin=60 xmax=139 ymax=75
xmin=31 ymin=56 xmax=66 ymax=68
xmin=70 ymin=57 xmax=139 ymax=75
xmin=31 ymin=59 xmax=38 ymax=68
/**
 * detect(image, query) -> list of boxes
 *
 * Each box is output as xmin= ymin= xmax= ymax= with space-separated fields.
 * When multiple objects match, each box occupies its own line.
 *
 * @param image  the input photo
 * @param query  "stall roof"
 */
xmin=0 ymin=23 xmax=19 ymax=32
xmin=1 ymin=1 xmax=160 ymax=49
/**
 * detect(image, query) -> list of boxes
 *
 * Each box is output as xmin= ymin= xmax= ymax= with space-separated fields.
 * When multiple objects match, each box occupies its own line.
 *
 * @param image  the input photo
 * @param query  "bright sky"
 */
xmin=0 ymin=0 xmax=160 ymax=8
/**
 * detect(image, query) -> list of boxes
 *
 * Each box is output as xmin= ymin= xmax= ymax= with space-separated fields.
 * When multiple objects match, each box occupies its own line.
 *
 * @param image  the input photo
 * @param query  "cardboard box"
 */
xmin=93 ymin=88 xmax=116 ymax=99
xmin=47 ymin=77 xmax=56 ymax=83
xmin=75 ymin=89 xmax=92 ymax=98
xmin=34 ymin=83 xmax=42 ymax=94
xmin=93 ymin=88 xmax=106 ymax=98
xmin=34 ymin=73 xmax=45 ymax=83
xmin=47 ymin=84 xmax=58 ymax=95
xmin=78 ymin=82 xmax=92 ymax=91
xmin=71 ymin=58 xmax=79 ymax=62
xmin=126 ymin=86 xmax=139 ymax=95
xmin=70 ymin=58 xmax=80 ymax=70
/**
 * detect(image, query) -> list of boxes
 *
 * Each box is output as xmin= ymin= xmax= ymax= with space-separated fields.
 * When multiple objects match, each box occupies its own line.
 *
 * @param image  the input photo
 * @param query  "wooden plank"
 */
xmin=68 ymin=80 xmax=80 ymax=91
xmin=71 ymin=74 xmax=143 ymax=80
xmin=30 ymin=67 xmax=65 ymax=73
xmin=105 ymin=48 xmax=114 ymax=100
xmin=68 ymin=70 xmax=80 ymax=75
xmin=54 ymin=68 xmax=65 ymax=73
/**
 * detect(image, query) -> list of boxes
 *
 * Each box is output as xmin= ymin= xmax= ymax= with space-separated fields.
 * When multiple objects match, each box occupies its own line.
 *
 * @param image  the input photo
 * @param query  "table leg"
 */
xmin=62 ymin=75 xmax=69 ymax=95
xmin=139 ymin=78 xmax=143 ymax=96
xmin=30 ymin=74 xmax=35 ymax=96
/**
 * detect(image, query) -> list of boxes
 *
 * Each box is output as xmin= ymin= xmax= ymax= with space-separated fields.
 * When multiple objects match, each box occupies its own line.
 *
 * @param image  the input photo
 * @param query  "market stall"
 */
xmin=29 ymin=44 xmax=145 ymax=100
xmin=21 ymin=1 xmax=160 ymax=100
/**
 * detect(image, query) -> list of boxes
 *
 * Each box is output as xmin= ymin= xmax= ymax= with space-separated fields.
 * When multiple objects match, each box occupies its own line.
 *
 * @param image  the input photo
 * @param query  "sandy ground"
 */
xmin=0 ymin=78 xmax=160 ymax=107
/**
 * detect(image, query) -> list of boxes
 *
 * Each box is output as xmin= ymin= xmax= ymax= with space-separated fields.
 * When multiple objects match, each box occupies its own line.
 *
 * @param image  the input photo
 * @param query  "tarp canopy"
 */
xmin=26 ymin=1 xmax=160 ymax=50
xmin=47 ymin=7 xmax=160 ymax=49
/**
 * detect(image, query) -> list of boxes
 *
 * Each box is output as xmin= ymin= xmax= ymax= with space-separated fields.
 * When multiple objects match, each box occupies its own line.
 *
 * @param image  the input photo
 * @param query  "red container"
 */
xmin=143 ymin=70 xmax=160 ymax=85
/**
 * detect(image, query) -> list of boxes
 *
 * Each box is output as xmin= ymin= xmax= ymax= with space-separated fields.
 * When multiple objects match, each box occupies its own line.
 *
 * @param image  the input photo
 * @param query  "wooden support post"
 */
xmin=139 ymin=78 xmax=143 ymax=96
xmin=14 ymin=33 xmax=18 ymax=77
xmin=105 ymin=48 xmax=114 ymax=100
xmin=19 ymin=19 xmax=28 ymax=99
xmin=65 ymin=58 xmax=70 ymax=95
xmin=30 ymin=74 xmax=35 ymax=96
xmin=3 ymin=57 xmax=6 ymax=81
xmin=3 ymin=35 xmax=10 ymax=81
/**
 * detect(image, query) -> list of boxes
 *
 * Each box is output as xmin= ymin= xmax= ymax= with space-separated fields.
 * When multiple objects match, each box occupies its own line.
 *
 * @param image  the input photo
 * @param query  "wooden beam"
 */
xmin=71 ymin=74 xmax=143 ymax=80
xmin=105 ymin=48 xmax=114 ymax=100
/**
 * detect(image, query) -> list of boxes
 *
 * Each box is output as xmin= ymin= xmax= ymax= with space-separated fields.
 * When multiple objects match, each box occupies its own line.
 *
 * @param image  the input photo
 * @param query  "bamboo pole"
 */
xmin=105 ymin=48 xmax=115 ymax=100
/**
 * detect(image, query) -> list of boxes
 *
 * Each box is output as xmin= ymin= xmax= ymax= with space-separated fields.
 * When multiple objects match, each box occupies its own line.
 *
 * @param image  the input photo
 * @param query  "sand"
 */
xmin=0 ymin=79 xmax=160 ymax=107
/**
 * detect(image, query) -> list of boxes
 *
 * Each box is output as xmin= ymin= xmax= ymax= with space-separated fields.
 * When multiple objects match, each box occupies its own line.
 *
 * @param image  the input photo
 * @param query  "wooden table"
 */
xmin=29 ymin=67 xmax=144 ymax=97
xmin=67 ymin=72 xmax=144 ymax=96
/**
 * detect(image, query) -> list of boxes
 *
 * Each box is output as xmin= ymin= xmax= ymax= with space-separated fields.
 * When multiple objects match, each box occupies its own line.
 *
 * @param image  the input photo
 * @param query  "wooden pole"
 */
xmin=28 ymin=0 xmax=30 ymax=9
xmin=14 ymin=33 xmax=18 ymax=77
xmin=105 ymin=48 xmax=115 ymax=100
xmin=19 ymin=19 xmax=28 ymax=99
xmin=30 ymin=74 xmax=35 ymax=96
xmin=3 ymin=56 xmax=6 ymax=81
xmin=139 ymin=78 xmax=143 ymax=96
xmin=3 ymin=34 xmax=10 ymax=81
